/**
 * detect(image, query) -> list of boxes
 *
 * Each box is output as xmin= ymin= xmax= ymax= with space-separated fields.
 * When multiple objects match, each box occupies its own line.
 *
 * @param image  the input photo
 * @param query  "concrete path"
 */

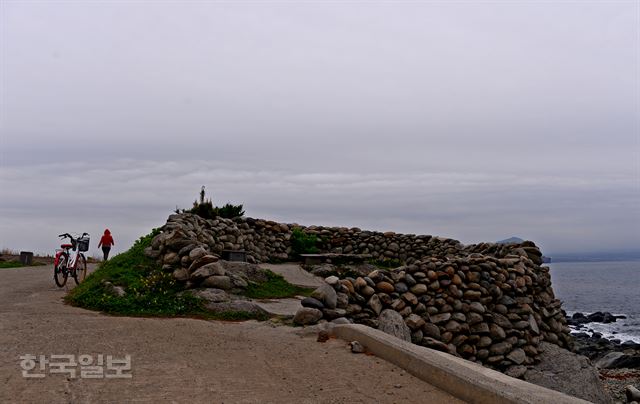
xmin=0 ymin=264 xmax=462 ymax=403
xmin=260 ymin=262 xmax=324 ymax=289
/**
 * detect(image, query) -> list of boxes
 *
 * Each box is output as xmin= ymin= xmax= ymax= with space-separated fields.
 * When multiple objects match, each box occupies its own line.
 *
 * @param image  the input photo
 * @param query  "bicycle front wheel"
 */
xmin=54 ymin=254 xmax=68 ymax=287
xmin=74 ymin=254 xmax=87 ymax=285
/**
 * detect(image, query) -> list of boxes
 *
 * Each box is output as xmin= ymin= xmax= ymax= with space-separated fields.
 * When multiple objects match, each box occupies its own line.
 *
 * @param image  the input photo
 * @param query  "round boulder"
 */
xmin=293 ymin=307 xmax=323 ymax=325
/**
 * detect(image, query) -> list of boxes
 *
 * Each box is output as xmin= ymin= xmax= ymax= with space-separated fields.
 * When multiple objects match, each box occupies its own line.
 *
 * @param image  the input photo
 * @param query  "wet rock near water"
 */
xmin=565 ymin=309 xmax=640 ymax=371
xmin=567 ymin=311 xmax=627 ymax=326
xmin=570 ymin=327 xmax=640 ymax=370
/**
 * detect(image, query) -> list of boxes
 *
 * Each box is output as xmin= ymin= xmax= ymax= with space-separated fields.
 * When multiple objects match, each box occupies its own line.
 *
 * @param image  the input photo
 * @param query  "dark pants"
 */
xmin=102 ymin=246 xmax=111 ymax=261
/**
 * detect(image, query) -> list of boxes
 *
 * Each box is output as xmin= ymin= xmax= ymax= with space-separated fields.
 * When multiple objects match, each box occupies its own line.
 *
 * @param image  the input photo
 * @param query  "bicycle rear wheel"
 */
xmin=73 ymin=254 xmax=87 ymax=285
xmin=54 ymin=254 xmax=68 ymax=287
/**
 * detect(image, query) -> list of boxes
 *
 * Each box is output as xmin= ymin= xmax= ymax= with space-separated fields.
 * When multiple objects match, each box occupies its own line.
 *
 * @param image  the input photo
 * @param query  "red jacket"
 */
xmin=99 ymin=231 xmax=114 ymax=248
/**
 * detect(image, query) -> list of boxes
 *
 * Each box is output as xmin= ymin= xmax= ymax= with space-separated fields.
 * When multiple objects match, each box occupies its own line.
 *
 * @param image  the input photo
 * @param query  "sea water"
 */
xmin=548 ymin=260 xmax=640 ymax=343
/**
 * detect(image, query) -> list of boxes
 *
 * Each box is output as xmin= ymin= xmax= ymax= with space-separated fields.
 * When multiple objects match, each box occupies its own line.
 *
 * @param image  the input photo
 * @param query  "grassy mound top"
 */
xmin=66 ymin=229 xmax=207 ymax=317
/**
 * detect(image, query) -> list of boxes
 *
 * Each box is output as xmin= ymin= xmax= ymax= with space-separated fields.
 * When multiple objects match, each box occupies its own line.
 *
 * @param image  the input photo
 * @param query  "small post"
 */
xmin=19 ymin=251 xmax=34 ymax=265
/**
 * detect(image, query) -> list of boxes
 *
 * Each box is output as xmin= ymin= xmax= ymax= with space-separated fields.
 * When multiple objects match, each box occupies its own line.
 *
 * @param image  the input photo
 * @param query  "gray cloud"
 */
xmin=1 ymin=159 xmax=637 ymax=256
xmin=0 ymin=1 xmax=638 ymax=257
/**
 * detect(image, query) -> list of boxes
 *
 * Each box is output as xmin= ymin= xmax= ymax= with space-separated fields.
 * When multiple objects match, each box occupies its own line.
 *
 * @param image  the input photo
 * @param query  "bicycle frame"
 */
xmin=54 ymin=245 xmax=80 ymax=270
xmin=54 ymin=232 xmax=89 ymax=287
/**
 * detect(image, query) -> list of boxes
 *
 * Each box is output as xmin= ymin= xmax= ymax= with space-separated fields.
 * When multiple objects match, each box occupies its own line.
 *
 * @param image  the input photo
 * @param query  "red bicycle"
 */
xmin=54 ymin=233 xmax=90 ymax=287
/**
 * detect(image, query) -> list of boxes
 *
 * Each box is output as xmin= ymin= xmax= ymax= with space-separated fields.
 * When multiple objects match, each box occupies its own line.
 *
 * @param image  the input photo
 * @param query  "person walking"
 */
xmin=98 ymin=229 xmax=115 ymax=261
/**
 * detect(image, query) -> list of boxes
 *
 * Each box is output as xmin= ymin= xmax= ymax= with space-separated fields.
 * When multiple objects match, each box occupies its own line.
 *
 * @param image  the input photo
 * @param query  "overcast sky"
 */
xmin=1 ymin=1 xmax=638 ymax=258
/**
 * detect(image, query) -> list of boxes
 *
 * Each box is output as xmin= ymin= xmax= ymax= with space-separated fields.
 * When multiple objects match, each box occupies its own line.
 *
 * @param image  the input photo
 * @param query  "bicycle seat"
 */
xmin=61 ymin=244 xmax=73 ymax=249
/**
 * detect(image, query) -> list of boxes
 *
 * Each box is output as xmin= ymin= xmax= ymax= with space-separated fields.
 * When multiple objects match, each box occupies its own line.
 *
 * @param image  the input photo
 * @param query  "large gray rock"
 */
xmin=378 ymin=309 xmax=411 ymax=342
xmin=324 ymin=276 xmax=340 ymax=286
xmin=201 ymin=275 xmax=232 ymax=290
xmin=188 ymin=246 xmax=208 ymax=261
xmin=594 ymin=352 xmax=625 ymax=369
xmin=188 ymin=255 xmax=219 ymax=273
xmin=191 ymin=262 xmax=225 ymax=281
xmin=524 ymin=342 xmax=612 ymax=404
xmin=311 ymin=284 xmax=337 ymax=309
xmin=593 ymin=351 xmax=640 ymax=369
xmin=192 ymin=288 xmax=230 ymax=303
xmin=204 ymin=300 xmax=267 ymax=316
xmin=229 ymin=274 xmax=248 ymax=288
xmin=293 ymin=307 xmax=323 ymax=325
xmin=220 ymin=261 xmax=269 ymax=283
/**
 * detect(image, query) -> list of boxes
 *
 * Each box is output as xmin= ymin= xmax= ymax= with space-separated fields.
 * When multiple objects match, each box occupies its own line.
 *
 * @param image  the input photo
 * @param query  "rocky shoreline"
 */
xmin=567 ymin=311 xmax=640 ymax=369
xmin=566 ymin=312 xmax=640 ymax=403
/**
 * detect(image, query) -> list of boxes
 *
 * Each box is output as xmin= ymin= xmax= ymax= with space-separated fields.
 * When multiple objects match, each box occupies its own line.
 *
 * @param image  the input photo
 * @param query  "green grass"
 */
xmin=66 ymin=229 xmax=297 ymax=321
xmin=244 ymin=270 xmax=314 ymax=299
xmin=66 ymin=229 xmax=212 ymax=317
xmin=0 ymin=261 xmax=26 ymax=268
xmin=0 ymin=260 xmax=46 ymax=269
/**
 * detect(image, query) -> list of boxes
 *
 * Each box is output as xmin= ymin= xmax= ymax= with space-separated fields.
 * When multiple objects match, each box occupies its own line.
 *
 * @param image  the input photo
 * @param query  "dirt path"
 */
xmin=0 ymin=265 xmax=462 ymax=403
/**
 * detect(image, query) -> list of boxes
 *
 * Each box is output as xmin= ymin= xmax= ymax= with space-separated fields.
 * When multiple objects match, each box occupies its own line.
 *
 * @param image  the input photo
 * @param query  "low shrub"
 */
xmin=290 ymin=228 xmax=319 ymax=256
xmin=179 ymin=187 xmax=245 ymax=220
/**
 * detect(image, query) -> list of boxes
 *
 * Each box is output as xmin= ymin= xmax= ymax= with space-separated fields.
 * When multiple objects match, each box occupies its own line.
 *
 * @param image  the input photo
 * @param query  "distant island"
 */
xmin=497 ymin=236 xmax=551 ymax=263
xmin=496 ymin=236 xmax=525 ymax=244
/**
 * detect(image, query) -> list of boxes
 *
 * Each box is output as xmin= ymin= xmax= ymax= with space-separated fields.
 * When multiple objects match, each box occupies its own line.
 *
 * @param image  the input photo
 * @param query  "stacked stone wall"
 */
xmin=145 ymin=213 xmax=572 ymax=371
xmin=149 ymin=213 xmax=463 ymax=266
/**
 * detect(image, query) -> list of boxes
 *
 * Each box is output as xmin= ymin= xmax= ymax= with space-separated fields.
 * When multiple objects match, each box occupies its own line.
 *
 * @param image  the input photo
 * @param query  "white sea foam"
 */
xmin=569 ymin=319 xmax=640 ymax=344
xmin=550 ymin=260 xmax=640 ymax=343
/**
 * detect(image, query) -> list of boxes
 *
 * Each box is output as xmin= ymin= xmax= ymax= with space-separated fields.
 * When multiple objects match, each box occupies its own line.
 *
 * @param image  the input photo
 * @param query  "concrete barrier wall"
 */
xmin=331 ymin=324 xmax=589 ymax=404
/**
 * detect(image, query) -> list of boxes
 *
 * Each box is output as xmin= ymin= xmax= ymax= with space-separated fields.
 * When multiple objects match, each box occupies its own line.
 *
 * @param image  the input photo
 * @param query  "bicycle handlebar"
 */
xmin=58 ymin=232 xmax=89 ymax=240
